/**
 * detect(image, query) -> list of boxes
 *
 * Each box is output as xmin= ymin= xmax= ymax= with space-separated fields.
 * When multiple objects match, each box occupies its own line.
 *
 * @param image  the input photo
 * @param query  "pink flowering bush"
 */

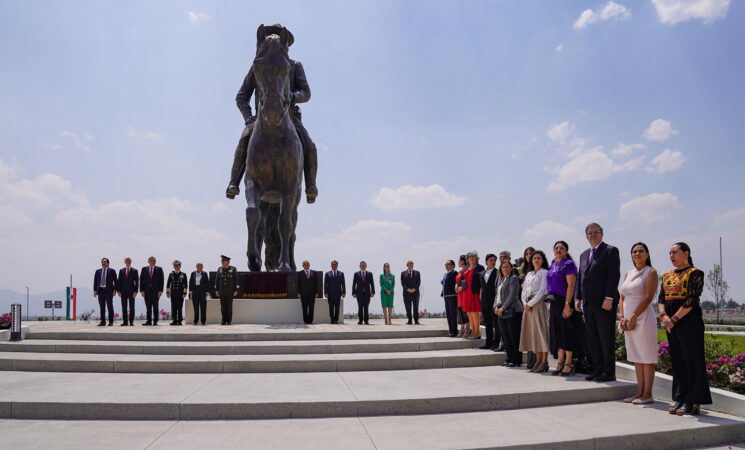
xmin=159 ymin=309 xmax=171 ymax=320
xmin=0 ymin=313 xmax=11 ymax=326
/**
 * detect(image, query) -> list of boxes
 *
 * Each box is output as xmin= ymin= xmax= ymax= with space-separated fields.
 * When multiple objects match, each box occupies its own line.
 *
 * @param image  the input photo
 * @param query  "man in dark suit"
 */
xmin=480 ymin=254 xmax=500 ymax=349
xmin=93 ymin=257 xmax=117 ymax=326
xmin=117 ymin=257 xmax=139 ymax=326
xmin=139 ymin=256 xmax=164 ymax=326
xmin=441 ymin=260 xmax=458 ymax=337
xmin=401 ymin=260 xmax=422 ymax=325
xmin=324 ymin=260 xmax=345 ymax=324
xmin=575 ymin=223 xmax=621 ymax=382
xmin=352 ymin=261 xmax=375 ymax=325
xmin=189 ymin=262 xmax=210 ymax=325
xmin=297 ymin=260 xmax=319 ymax=324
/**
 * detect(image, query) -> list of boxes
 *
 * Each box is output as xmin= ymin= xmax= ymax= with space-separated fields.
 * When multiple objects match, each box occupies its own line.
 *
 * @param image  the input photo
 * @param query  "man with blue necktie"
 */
xmin=352 ymin=261 xmax=375 ymax=325
xmin=117 ymin=257 xmax=139 ymax=326
xmin=93 ymin=258 xmax=117 ymax=327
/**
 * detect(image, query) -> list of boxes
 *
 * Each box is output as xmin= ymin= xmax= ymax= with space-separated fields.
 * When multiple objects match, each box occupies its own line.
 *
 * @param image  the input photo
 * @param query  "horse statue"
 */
xmin=244 ymin=26 xmax=302 ymax=272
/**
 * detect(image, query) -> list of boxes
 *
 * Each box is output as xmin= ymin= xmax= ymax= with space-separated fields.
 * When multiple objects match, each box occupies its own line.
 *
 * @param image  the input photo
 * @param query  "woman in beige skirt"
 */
xmin=519 ymin=250 xmax=550 ymax=372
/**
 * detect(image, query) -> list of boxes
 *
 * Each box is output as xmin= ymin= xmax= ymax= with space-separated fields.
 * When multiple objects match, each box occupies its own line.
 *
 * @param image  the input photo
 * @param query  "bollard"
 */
xmin=10 ymin=303 xmax=22 ymax=342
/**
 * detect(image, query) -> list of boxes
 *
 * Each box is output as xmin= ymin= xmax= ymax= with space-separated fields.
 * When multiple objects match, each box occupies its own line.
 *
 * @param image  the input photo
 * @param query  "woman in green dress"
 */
xmin=380 ymin=263 xmax=395 ymax=325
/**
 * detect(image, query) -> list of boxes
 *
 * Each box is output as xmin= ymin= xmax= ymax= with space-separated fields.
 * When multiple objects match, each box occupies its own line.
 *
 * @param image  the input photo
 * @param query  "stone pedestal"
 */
xmin=184 ymin=298 xmax=344 ymax=324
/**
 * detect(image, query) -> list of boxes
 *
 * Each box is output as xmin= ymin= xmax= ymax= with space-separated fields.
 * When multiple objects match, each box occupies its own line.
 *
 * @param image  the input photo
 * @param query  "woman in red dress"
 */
xmin=458 ymin=251 xmax=482 ymax=339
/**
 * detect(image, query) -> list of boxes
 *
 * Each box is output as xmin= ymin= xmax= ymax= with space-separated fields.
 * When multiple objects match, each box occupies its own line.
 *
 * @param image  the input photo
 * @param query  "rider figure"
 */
xmin=226 ymin=23 xmax=319 ymax=204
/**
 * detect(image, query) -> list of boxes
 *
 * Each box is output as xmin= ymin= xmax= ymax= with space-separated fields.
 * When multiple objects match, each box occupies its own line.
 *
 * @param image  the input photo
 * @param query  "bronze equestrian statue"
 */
xmin=238 ymin=25 xmax=310 ymax=272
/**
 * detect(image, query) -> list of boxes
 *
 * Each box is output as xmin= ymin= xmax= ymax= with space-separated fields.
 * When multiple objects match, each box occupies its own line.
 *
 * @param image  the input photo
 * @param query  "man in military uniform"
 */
xmin=226 ymin=23 xmax=319 ymax=204
xmin=215 ymin=255 xmax=240 ymax=325
xmin=166 ymin=260 xmax=188 ymax=326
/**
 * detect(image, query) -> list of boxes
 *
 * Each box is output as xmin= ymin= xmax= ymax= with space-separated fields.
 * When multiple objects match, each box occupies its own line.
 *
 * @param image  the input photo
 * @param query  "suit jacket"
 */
xmin=401 ymin=269 xmax=421 ymax=298
xmin=298 ymin=270 xmax=319 ymax=298
xmin=140 ymin=266 xmax=165 ymax=295
xmin=117 ymin=267 xmax=139 ymax=295
xmin=441 ymin=270 xmax=457 ymax=299
xmin=352 ymin=271 xmax=375 ymax=299
xmin=480 ymin=268 xmax=499 ymax=306
xmin=189 ymin=271 xmax=211 ymax=297
xmin=324 ymin=271 xmax=346 ymax=299
xmin=495 ymin=275 xmax=522 ymax=318
xmin=574 ymin=242 xmax=621 ymax=309
xmin=94 ymin=267 xmax=117 ymax=296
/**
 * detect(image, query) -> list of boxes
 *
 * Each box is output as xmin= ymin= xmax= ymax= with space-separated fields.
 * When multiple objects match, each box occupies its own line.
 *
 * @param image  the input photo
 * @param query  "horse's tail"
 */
xmin=260 ymin=191 xmax=282 ymax=204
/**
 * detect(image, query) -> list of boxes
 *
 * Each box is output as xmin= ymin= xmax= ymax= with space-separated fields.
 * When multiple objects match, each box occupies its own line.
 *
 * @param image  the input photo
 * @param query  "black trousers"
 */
xmin=220 ymin=295 xmax=234 ymax=324
xmin=444 ymin=297 xmax=458 ymax=335
xmin=357 ymin=295 xmax=370 ymax=323
xmin=171 ymin=294 xmax=184 ymax=323
xmin=500 ymin=313 xmax=523 ymax=365
xmin=584 ymin=305 xmax=617 ymax=376
xmin=403 ymin=294 xmax=420 ymax=322
xmin=98 ymin=293 xmax=114 ymax=323
xmin=667 ymin=314 xmax=713 ymax=404
xmin=328 ymin=296 xmax=341 ymax=323
xmin=144 ymin=292 xmax=159 ymax=324
xmin=120 ymin=294 xmax=135 ymax=324
xmin=301 ymin=295 xmax=316 ymax=324
xmin=481 ymin=298 xmax=500 ymax=348
xmin=192 ymin=293 xmax=207 ymax=324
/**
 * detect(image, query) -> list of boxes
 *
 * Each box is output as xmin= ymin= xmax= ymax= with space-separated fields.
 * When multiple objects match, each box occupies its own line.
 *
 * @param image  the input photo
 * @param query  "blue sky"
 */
xmin=1 ymin=0 xmax=743 ymax=313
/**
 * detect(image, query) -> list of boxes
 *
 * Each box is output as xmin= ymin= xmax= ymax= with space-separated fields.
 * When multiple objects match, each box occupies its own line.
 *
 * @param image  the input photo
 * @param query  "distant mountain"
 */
xmin=0 ymin=287 xmax=98 ymax=318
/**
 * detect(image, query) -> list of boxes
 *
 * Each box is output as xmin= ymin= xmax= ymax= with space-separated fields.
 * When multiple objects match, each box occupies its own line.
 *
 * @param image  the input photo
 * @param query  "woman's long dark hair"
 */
xmin=522 ymin=246 xmax=535 ymax=274
xmin=631 ymin=242 xmax=652 ymax=267
xmin=674 ymin=242 xmax=694 ymax=266
xmin=553 ymin=240 xmax=573 ymax=261
xmin=531 ymin=250 xmax=550 ymax=270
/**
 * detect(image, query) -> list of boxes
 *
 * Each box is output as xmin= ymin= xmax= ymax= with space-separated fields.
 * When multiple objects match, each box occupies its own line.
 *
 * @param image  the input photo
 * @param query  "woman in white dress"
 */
xmin=618 ymin=242 xmax=659 ymax=404
xmin=519 ymin=250 xmax=550 ymax=373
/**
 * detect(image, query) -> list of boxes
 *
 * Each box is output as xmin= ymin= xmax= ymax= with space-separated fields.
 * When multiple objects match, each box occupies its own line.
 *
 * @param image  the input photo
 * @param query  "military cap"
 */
xmin=221 ymin=255 xmax=231 ymax=261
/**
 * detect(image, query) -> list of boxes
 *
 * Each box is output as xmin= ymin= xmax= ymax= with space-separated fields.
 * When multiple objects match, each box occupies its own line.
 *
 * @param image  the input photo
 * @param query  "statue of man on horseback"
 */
xmin=228 ymin=24 xmax=317 ymax=272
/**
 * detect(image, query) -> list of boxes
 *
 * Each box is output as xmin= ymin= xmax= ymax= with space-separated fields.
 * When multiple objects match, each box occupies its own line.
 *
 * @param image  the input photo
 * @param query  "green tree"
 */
xmin=707 ymin=264 xmax=729 ymax=323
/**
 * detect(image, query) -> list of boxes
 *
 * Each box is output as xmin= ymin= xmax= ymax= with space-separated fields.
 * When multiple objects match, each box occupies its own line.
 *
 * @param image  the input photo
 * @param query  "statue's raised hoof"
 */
xmin=248 ymin=256 xmax=262 ymax=272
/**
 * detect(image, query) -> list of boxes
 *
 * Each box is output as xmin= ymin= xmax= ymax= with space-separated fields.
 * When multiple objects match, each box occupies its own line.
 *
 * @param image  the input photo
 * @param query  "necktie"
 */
xmin=333 ymin=271 xmax=336 ymax=277
xmin=150 ymin=267 xmax=154 ymax=277
xmin=409 ymin=270 xmax=412 ymax=278
xmin=589 ymin=248 xmax=596 ymax=265
xmin=306 ymin=270 xmax=310 ymax=278
xmin=361 ymin=271 xmax=365 ymax=279
xmin=126 ymin=268 xmax=129 ymax=278
xmin=101 ymin=269 xmax=106 ymax=287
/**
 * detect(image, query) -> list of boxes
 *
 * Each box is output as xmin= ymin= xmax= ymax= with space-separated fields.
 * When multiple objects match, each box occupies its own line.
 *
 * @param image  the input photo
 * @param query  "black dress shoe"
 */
xmin=415 ymin=321 xmax=420 ymax=325
xmin=495 ymin=345 xmax=505 ymax=352
xmin=120 ymin=323 xmax=129 ymax=327
xmin=153 ymin=322 xmax=158 ymax=326
xmin=130 ymin=323 xmax=134 ymax=326
xmin=201 ymin=322 xmax=206 ymax=325
xmin=358 ymin=321 xmax=363 ymax=325
xmin=364 ymin=322 xmax=370 ymax=325
xmin=594 ymin=374 xmax=616 ymax=382
xmin=407 ymin=320 xmax=413 ymax=325
xmin=169 ymin=322 xmax=177 ymax=326
xmin=193 ymin=321 xmax=198 ymax=325
xmin=108 ymin=322 xmax=113 ymax=326
xmin=142 ymin=322 xmax=152 ymax=326
xmin=97 ymin=322 xmax=105 ymax=327
xmin=585 ymin=373 xmax=600 ymax=381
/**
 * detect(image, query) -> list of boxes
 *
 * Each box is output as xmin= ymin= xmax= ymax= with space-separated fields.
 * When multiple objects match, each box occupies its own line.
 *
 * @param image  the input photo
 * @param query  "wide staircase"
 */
xmin=0 ymin=320 xmax=744 ymax=449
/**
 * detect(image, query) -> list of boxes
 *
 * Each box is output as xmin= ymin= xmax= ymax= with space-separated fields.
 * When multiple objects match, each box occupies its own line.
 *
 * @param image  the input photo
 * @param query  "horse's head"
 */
xmin=253 ymin=25 xmax=292 ymax=127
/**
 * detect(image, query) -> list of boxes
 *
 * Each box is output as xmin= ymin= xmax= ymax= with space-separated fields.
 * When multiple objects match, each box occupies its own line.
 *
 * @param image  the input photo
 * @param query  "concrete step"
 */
xmin=0 ymin=348 xmax=502 ymax=373
xmin=24 ymin=323 xmax=449 ymax=342
xmin=1 ymin=402 xmax=742 ymax=449
xmin=0 ymin=366 xmax=636 ymax=420
xmin=0 ymin=336 xmax=480 ymax=355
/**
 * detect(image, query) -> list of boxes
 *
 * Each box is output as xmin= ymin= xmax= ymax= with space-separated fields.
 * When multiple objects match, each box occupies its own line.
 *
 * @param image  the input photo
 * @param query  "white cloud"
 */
xmin=713 ymin=206 xmax=745 ymax=227
xmin=127 ymin=126 xmax=164 ymax=140
xmin=522 ymin=220 xmax=587 ymax=255
xmin=548 ymin=147 xmax=643 ymax=192
xmin=555 ymin=42 xmax=565 ymax=52
xmin=574 ymin=1 xmax=631 ymax=30
xmin=547 ymin=121 xmax=575 ymax=143
xmin=58 ymin=130 xmax=93 ymax=152
xmin=612 ymin=143 xmax=646 ymax=157
xmin=643 ymin=118 xmax=678 ymax=142
xmin=187 ymin=10 xmax=209 ymax=23
xmin=372 ymin=184 xmax=466 ymax=211
xmin=619 ymin=192 xmax=681 ymax=224
xmin=652 ymin=0 xmax=729 ymax=25
xmin=647 ymin=149 xmax=686 ymax=173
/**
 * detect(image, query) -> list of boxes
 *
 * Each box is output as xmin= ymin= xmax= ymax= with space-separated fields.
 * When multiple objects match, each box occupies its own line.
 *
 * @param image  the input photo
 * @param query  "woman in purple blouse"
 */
xmin=547 ymin=241 xmax=580 ymax=376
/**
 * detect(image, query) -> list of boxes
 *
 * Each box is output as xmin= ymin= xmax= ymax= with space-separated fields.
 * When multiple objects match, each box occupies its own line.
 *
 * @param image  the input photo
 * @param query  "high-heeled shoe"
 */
xmin=675 ymin=403 xmax=700 ymax=416
xmin=530 ymin=361 xmax=548 ymax=373
xmin=551 ymin=362 xmax=565 ymax=376
xmin=560 ymin=363 xmax=575 ymax=377
xmin=668 ymin=401 xmax=684 ymax=414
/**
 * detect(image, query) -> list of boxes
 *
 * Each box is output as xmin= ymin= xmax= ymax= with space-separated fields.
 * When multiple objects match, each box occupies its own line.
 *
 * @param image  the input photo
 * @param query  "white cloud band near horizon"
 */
xmin=372 ymin=184 xmax=466 ymax=211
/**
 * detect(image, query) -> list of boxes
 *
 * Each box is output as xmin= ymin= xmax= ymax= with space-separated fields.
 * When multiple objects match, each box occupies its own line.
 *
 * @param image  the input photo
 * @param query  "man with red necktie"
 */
xmin=117 ymin=257 xmax=139 ymax=326
xmin=352 ymin=261 xmax=375 ymax=325
xmin=139 ymin=256 xmax=165 ymax=326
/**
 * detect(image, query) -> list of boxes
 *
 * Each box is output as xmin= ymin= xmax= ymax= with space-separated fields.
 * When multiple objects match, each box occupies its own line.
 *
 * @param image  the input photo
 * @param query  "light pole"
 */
xmin=25 ymin=286 xmax=29 ymax=320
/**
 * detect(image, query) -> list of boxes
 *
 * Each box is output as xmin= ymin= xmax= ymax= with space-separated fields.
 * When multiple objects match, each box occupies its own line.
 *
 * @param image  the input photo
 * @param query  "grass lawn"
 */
xmin=656 ymin=328 xmax=745 ymax=354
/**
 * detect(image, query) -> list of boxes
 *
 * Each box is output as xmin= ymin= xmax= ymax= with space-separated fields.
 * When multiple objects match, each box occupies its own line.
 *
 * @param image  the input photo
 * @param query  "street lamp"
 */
xmin=25 ymin=286 xmax=29 ymax=320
